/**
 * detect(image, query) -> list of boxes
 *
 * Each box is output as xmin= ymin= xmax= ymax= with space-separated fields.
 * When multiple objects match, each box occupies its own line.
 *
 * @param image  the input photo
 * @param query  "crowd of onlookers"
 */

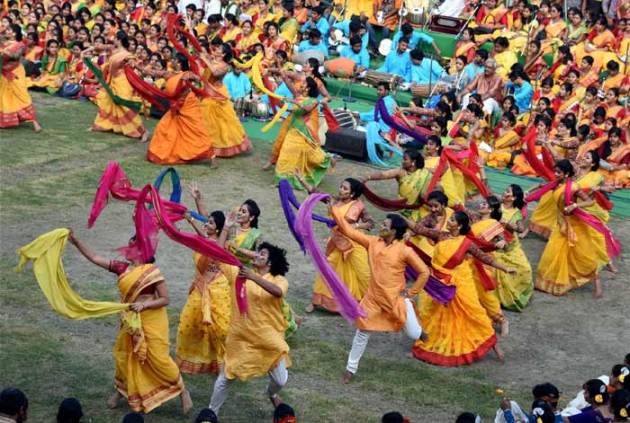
xmin=2 ymin=352 xmax=627 ymax=422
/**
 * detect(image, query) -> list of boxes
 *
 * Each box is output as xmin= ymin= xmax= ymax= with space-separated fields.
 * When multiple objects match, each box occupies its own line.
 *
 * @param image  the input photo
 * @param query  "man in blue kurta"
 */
xmin=300 ymin=6 xmax=330 ymax=42
xmin=297 ymin=29 xmax=329 ymax=59
xmin=223 ymin=67 xmax=252 ymax=100
xmin=358 ymin=82 xmax=401 ymax=166
xmin=406 ymin=49 xmax=446 ymax=84
xmin=377 ymin=37 xmax=411 ymax=78
xmin=339 ymin=35 xmax=370 ymax=70
xmin=392 ymin=23 xmax=442 ymax=56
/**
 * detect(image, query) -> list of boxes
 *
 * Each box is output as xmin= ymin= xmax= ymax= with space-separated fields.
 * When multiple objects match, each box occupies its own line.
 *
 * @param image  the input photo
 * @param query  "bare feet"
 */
xmin=592 ymin=277 xmax=603 ymax=299
xmin=304 ymin=303 xmax=315 ymax=313
xmin=262 ymin=161 xmax=273 ymax=171
xmin=33 ymin=121 xmax=42 ymax=132
xmin=180 ymin=389 xmax=193 ymax=415
xmin=269 ymin=394 xmax=283 ymax=408
xmin=605 ymin=262 xmax=618 ymax=274
xmin=140 ymin=130 xmax=150 ymax=143
xmin=500 ymin=319 xmax=510 ymax=337
xmin=518 ymin=228 xmax=529 ymax=239
xmin=106 ymin=391 xmax=122 ymax=409
xmin=341 ymin=370 xmax=353 ymax=384
xmin=419 ymin=331 xmax=429 ymax=343
xmin=493 ymin=344 xmax=505 ymax=362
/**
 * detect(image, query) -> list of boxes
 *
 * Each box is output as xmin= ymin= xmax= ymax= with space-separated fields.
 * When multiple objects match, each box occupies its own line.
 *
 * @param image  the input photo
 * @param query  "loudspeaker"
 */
xmin=324 ymin=127 xmax=367 ymax=161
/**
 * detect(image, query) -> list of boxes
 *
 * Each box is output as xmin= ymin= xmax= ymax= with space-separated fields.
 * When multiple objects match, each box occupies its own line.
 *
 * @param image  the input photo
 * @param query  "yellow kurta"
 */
xmin=114 ymin=264 xmax=184 ymax=413
xmin=222 ymin=268 xmax=291 ymax=380
xmin=535 ymin=184 xmax=609 ymax=295
xmin=331 ymin=207 xmax=430 ymax=332
xmin=312 ymin=200 xmax=371 ymax=312
xmin=176 ymin=253 xmax=232 ymax=374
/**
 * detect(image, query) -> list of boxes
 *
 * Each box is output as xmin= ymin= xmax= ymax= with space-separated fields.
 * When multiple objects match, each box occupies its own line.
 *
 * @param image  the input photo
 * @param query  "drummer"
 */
xmin=297 ymin=28 xmax=329 ymax=59
xmin=377 ymin=37 xmax=412 ymax=79
xmin=339 ymin=35 xmax=370 ymax=71
xmin=332 ymin=16 xmax=369 ymax=50
xmin=406 ymin=48 xmax=446 ymax=84
xmin=392 ymin=23 xmax=442 ymax=57
xmin=300 ymin=6 xmax=330 ymax=42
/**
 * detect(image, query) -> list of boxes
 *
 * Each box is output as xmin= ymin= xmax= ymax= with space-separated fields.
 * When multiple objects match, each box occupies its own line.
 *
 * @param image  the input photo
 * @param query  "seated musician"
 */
xmin=224 ymin=65 xmax=253 ymax=100
xmin=297 ymin=28 xmax=329 ymax=58
xmin=332 ymin=16 xmax=369 ymax=50
xmin=464 ymin=49 xmax=489 ymax=82
xmin=377 ymin=37 xmax=411 ymax=79
xmin=392 ymin=23 xmax=442 ymax=57
xmin=406 ymin=48 xmax=445 ymax=84
xmin=300 ymin=6 xmax=330 ymax=42
xmin=339 ymin=35 xmax=370 ymax=71
xmin=368 ymin=0 xmax=402 ymax=39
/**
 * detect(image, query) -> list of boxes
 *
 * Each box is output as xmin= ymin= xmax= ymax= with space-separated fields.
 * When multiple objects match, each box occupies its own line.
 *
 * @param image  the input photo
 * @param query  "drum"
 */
xmin=324 ymin=57 xmax=357 ymax=78
xmin=408 ymin=7 xmax=426 ymax=26
xmin=234 ymin=97 xmax=248 ymax=116
xmin=378 ymin=38 xmax=393 ymax=56
xmin=331 ymin=109 xmax=357 ymax=129
xmin=249 ymin=100 xmax=270 ymax=120
xmin=410 ymin=83 xmax=448 ymax=98
xmin=292 ymin=50 xmax=326 ymax=66
xmin=328 ymin=28 xmax=349 ymax=47
xmin=364 ymin=70 xmax=403 ymax=91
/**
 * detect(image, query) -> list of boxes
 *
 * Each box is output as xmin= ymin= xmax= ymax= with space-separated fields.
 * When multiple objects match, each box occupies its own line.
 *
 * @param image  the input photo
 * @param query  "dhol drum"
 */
xmin=292 ymin=50 xmax=326 ymax=66
xmin=331 ymin=109 xmax=357 ymax=129
xmin=410 ymin=83 xmax=448 ymax=98
xmin=248 ymin=100 xmax=271 ymax=120
xmin=324 ymin=57 xmax=357 ymax=78
xmin=364 ymin=70 xmax=404 ymax=91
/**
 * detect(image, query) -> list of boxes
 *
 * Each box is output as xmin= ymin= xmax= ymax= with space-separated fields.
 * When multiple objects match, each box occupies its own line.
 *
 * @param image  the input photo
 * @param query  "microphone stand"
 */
xmin=343 ymin=74 xmax=357 ymax=103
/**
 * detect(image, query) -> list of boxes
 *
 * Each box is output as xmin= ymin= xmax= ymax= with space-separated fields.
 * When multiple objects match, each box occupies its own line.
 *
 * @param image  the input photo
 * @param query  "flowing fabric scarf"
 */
xmin=278 ymin=179 xmax=335 ymax=252
xmin=133 ymin=185 xmax=250 ymax=313
xmin=521 ymin=127 xmax=556 ymax=181
xmin=165 ymin=13 xmax=228 ymax=101
xmin=424 ymin=148 xmax=491 ymax=199
xmin=294 ymin=193 xmax=365 ymax=322
xmin=466 ymin=233 xmax=499 ymax=291
xmin=16 ymin=228 xmax=142 ymax=335
xmin=374 ymin=98 xmax=427 ymax=147
xmin=88 ymin=161 xmax=187 ymax=229
xmin=564 ymin=179 xmax=621 ymax=259
xmin=153 ymin=167 xmax=182 ymax=203
xmin=83 ymin=58 xmax=142 ymax=111
xmin=403 ymin=241 xmax=457 ymax=305
xmin=361 ymin=182 xmax=424 ymax=211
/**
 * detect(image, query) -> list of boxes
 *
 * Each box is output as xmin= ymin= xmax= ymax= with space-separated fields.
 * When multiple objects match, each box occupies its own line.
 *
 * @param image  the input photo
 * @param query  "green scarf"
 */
xmin=83 ymin=58 xmax=142 ymax=111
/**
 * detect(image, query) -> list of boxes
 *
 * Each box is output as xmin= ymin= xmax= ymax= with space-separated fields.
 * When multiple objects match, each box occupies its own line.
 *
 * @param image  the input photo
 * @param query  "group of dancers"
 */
xmin=3 ymin=0 xmax=629 ymax=419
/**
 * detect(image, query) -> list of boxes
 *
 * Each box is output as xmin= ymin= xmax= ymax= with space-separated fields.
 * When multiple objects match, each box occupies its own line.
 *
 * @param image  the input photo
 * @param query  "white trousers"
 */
xmin=461 ymin=93 xmax=501 ymax=116
xmin=209 ymin=359 xmax=288 ymax=414
xmin=346 ymin=298 xmax=422 ymax=374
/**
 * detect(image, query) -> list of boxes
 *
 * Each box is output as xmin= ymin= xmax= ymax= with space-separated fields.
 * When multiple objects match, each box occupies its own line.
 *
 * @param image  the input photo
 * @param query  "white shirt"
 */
xmin=435 ymin=0 xmax=465 ymax=17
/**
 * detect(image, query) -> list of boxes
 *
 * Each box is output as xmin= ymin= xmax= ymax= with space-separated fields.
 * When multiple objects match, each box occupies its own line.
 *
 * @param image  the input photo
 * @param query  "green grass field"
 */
xmin=1 ymin=93 xmax=627 ymax=423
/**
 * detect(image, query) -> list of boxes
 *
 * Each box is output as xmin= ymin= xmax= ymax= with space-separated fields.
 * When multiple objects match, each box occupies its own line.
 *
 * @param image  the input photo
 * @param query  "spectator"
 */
xmin=121 ymin=412 xmax=144 ymax=423
xmin=382 ymin=411 xmax=409 ymax=422
xmin=0 ymin=388 xmax=28 ymax=423
xmin=456 ymin=412 xmax=480 ymax=423
xmin=273 ymin=403 xmax=297 ymax=422
xmin=194 ymin=408 xmax=218 ymax=423
xmin=56 ymin=398 xmax=83 ymax=423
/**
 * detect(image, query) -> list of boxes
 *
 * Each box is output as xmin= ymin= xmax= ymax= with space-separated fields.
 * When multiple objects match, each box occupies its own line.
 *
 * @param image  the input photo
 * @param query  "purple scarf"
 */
xmin=278 ymin=179 xmax=335 ymax=252
xmin=375 ymin=98 xmax=427 ymax=147
xmin=294 ymin=192 xmax=366 ymax=322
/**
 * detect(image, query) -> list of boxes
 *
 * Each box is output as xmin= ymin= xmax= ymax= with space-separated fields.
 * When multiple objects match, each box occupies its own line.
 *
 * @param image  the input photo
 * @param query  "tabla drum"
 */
xmin=292 ymin=50 xmax=326 ymax=66
xmin=411 ymin=83 xmax=448 ymax=98
xmin=324 ymin=57 xmax=357 ymax=78
xmin=331 ymin=109 xmax=357 ymax=129
xmin=364 ymin=70 xmax=403 ymax=91
xmin=249 ymin=101 xmax=270 ymax=120
xmin=234 ymin=97 xmax=248 ymax=117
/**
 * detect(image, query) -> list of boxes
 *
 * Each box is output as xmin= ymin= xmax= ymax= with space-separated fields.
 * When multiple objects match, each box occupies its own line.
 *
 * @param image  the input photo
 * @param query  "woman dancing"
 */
xmin=67 ymin=231 xmax=192 ymax=414
xmin=0 ymin=24 xmax=42 ymax=131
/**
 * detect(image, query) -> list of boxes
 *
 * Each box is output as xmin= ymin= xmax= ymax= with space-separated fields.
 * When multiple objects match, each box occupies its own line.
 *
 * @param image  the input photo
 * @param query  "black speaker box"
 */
xmin=324 ymin=127 xmax=367 ymax=162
